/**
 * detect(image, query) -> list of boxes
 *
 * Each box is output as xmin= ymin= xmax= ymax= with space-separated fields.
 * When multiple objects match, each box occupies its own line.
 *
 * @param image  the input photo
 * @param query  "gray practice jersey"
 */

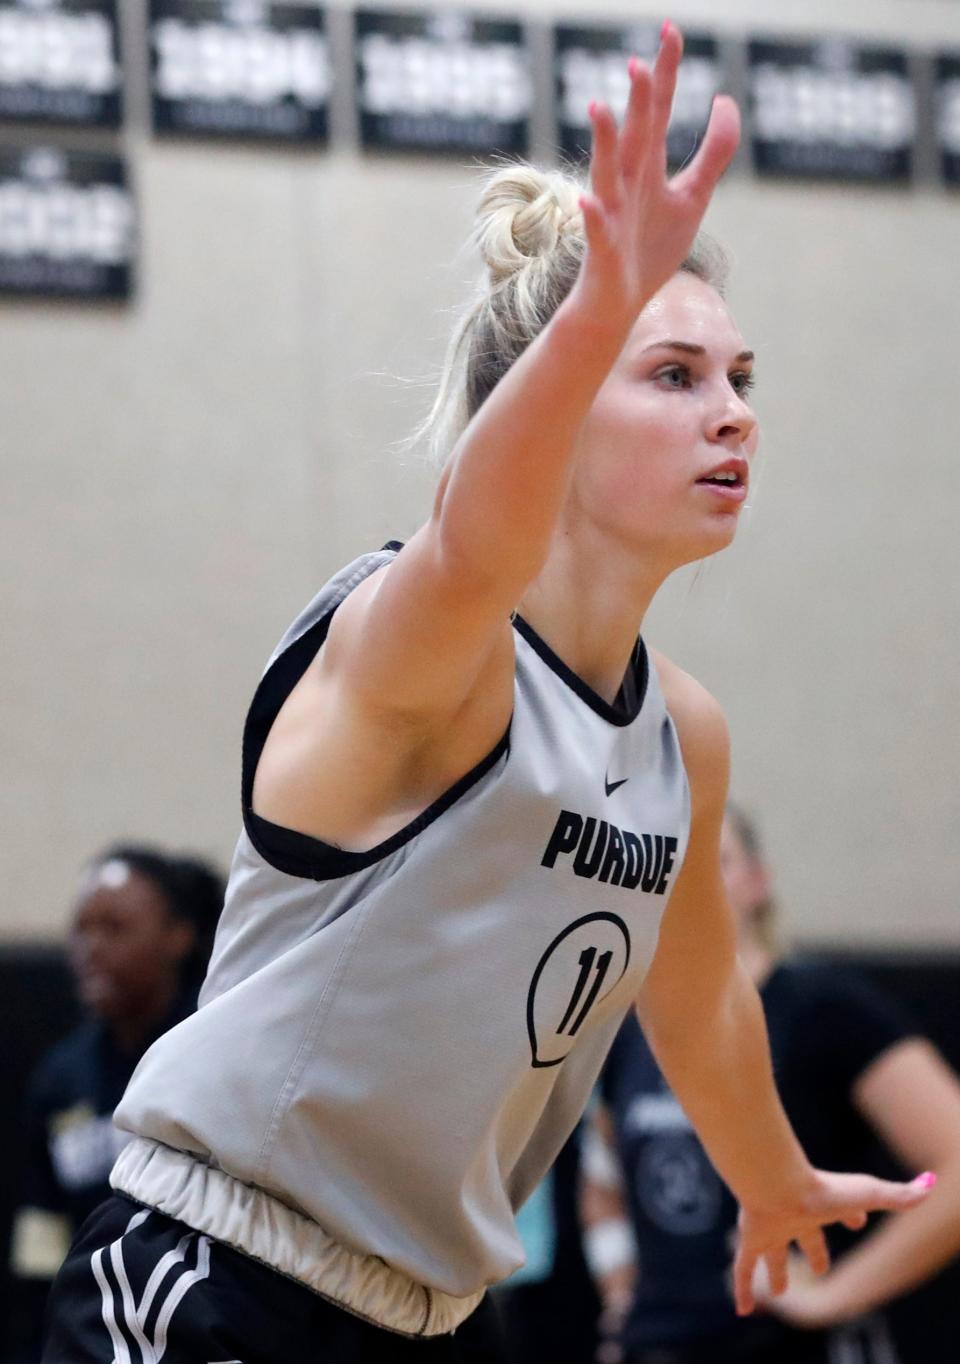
xmin=112 ymin=545 xmax=691 ymax=1334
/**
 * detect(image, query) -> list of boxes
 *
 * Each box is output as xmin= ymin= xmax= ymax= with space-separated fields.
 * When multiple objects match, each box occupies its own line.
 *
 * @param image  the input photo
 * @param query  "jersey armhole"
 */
xmin=240 ymin=568 xmax=513 ymax=883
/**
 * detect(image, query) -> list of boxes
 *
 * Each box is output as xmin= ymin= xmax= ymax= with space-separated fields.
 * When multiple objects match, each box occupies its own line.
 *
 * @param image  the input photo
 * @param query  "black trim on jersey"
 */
xmin=245 ymin=730 xmax=511 ymax=882
xmin=240 ymin=547 xmax=511 ymax=882
xmin=512 ymin=616 xmax=648 ymax=727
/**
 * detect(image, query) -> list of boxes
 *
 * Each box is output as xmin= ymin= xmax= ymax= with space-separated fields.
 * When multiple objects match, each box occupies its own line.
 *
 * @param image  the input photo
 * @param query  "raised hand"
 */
xmin=571 ymin=21 xmax=740 ymax=330
xmin=733 ymin=1168 xmax=936 ymax=1316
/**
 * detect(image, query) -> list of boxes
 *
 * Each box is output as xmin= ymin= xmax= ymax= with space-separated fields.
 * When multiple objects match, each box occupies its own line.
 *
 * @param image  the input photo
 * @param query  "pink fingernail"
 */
xmin=588 ymin=99 xmax=597 ymax=118
xmin=661 ymin=20 xmax=672 ymax=42
xmin=915 ymin=1171 xmax=938 ymax=1190
xmin=628 ymin=56 xmax=639 ymax=79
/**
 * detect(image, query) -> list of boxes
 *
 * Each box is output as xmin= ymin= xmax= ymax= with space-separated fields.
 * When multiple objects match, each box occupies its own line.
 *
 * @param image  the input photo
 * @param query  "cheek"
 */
xmin=111 ymin=929 xmax=164 ymax=977
xmin=578 ymin=389 xmax=686 ymax=501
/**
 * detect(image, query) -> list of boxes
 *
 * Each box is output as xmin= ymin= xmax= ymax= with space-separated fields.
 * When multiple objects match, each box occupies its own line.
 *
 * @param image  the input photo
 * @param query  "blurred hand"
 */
xmin=733 ymin=1169 xmax=934 ymax=1316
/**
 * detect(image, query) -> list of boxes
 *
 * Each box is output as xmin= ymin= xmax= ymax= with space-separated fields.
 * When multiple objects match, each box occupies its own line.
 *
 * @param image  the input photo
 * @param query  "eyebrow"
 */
xmin=642 ymin=340 xmax=755 ymax=363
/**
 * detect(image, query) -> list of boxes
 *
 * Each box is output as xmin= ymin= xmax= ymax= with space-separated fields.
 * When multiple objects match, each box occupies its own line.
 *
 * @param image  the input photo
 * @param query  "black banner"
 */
xmin=355 ymin=8 xmax=530 ymax=155
xmin=555 ymin=22 xmax=720 ymax=171
xmin=936 ymin=54 xmax=960 ymax=186
xmin=149 ymin=0 xmax=330 ymax=142
xmin=0 ymin=146 xmax=134 ymax=298
xmin=749 ymin=37 xmax=915 ymax=182
xmin=0 ymin=0 xmax=122 ymax=127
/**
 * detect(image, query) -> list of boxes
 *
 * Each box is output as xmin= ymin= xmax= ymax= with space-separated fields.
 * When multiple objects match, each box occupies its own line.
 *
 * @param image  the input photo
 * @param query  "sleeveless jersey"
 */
xmin=111 ymin=545 xmax=691 ymax=1335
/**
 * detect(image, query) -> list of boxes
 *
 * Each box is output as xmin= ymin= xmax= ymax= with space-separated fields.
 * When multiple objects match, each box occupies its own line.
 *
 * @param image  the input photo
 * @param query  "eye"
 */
xmin=730 ymin=371 xmax=756 ymax=397
xmin=656 ymin=364 xmax=691 ymax=390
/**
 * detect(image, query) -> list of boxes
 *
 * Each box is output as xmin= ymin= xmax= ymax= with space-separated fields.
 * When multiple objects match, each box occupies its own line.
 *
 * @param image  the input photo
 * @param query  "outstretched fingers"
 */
xmin=588 ymin=101 xmax=622 ymax=211
xmin=764 ymin=1245 xmax=789 ymax=1297
xmin=817 ymin=1168 xmax=934 ymax=1232
xmin=617 ymin=57 xmax=654 ymax=180
xmin=839 ymin=1171 xmax=937 ymax=1217
xmin=578 ymin=191 xmax=614 ymax=260
xmin=798 ymin=1229 xmax=831 ymax=1277
xmin=733 ymin=1242 xmax=759 ymax=1317
xmin=671 ymin=93 xmax=741 ymax=207
xmin=645 ymin=22 xmax=684 ymax=174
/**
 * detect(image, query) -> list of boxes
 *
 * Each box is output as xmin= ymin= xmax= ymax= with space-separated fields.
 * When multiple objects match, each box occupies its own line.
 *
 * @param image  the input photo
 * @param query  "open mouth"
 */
xmin=697 ymin=471 xmax=743 ymax=487
xmin=696 ymin=459 xmax=748 ymax=496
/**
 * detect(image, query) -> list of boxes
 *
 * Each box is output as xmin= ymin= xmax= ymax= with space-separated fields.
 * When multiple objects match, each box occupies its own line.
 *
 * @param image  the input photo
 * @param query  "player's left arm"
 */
xmin=635 ymin=658 xmax=933 ymax=1316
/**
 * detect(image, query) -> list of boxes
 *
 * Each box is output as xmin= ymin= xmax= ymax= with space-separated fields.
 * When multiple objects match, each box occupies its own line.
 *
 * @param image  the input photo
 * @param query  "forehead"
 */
xmin=73 ymin=868 xmax=169 ymax=920
xmin=626 ymin=273 xmax=747 ymax=357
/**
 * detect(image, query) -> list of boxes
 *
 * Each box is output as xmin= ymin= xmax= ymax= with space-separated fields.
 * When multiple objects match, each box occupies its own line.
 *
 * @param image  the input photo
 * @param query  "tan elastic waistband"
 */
xmin=110 ymin=1138 xmax=484 ymax=1337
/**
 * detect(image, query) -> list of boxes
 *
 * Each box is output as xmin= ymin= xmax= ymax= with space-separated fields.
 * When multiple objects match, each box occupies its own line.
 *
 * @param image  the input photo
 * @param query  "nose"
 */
xmin=708 ymin=390 xmax=757 ymax=449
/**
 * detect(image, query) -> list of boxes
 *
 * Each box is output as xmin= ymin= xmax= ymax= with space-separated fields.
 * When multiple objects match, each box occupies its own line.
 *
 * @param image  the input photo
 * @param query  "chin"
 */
xmin=79 ymin=981 xmax=122 ymax=1016
xmin=666 ymin=522 xmax=740 ymax=569
xmin=697 ymin=514 xmax=742 ymax=555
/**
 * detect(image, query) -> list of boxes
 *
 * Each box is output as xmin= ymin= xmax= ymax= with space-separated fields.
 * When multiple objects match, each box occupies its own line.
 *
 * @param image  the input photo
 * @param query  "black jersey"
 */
xmin=8 ymin=996 xmax=194 ymax=1360
xmin=16 ymin=992 xmax=194 ymax=1234
xmin=600 ymin=960 xmax=915 ymax=1356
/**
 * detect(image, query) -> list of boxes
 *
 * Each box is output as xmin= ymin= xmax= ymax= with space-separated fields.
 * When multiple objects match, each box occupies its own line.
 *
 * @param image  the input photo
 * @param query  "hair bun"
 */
xmin=475 ymin=166 xmax=582 ymax=287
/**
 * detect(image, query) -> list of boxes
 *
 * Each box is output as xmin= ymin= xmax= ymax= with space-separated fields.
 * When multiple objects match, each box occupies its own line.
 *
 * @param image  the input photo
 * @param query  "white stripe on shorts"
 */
xmin=91 ymin=1208 xmax=213 ymax=1364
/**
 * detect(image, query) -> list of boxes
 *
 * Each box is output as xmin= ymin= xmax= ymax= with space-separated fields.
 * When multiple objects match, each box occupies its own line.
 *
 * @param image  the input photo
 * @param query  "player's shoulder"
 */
xmin=651 ymin=649 xmax=729 ymax=789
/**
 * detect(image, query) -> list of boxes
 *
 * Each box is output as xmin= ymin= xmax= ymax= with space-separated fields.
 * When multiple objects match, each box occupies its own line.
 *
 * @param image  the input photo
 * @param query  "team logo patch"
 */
xmin=527 ymin=912 xmax=631 ymax=1068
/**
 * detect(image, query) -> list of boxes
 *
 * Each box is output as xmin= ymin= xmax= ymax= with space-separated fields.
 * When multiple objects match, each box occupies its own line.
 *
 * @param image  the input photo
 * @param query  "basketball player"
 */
xmin=42 ymin=25 xmax=933 ymax=1363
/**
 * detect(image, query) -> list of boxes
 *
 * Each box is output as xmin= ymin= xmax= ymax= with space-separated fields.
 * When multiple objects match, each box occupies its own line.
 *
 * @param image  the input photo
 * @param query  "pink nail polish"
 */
xmin=661 ymin=20 xmax=672 ymax=42
xmin=628 ymin=56 xmax=639 ymax=80
xmin=588 ymin=99 xmax=597 ymax=119
xmin=915 ymin=1171 xmax=938 ymax=1190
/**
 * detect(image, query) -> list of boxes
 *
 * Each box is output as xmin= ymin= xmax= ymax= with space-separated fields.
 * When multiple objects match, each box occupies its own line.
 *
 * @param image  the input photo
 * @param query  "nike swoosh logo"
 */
xmin=604 ymin=775 xmax=628 ymax=797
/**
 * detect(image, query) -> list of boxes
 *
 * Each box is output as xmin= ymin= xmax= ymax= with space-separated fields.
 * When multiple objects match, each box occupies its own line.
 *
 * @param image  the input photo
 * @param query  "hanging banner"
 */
xmin=936 ymin=53 xmax=960 ymax=186
xmin=555 ymin=22 xmax=720 ymax=171
xmin=0 ymin=0 xmax=122 ymax=127
xmin=748 ymin=37 xmax=915 ymax=182
xmin=149 ymin=0 xmax=330 ymax=142
xmin=0 ymin=145 xmax=134 ymax=298
xmin=355 ymin=8 xmax=531 ymax=154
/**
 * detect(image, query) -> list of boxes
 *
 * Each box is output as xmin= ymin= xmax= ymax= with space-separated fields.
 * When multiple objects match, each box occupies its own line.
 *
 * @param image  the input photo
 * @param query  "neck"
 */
xmin=519 ymin=523 xmax=674 ymax=703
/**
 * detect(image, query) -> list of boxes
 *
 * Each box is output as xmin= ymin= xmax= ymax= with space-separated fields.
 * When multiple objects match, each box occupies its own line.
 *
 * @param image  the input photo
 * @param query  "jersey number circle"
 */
xmin=527 ymin=912 xmax=631 ymax=1068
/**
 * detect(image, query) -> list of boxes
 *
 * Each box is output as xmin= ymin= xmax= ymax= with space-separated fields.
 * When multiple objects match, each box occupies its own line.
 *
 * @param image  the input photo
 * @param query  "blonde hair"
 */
xmin=419 ymin=161 xmax=729 ymax=466
xmin=725 ymin=803 xmax=784 ymax=958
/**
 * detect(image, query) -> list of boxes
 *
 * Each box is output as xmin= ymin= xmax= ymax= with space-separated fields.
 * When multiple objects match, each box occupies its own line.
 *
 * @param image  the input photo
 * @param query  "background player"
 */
xmin=8 ymin=843 xmax=223 ymax=1361
xmin=583 ymin=805 xmax=960 ymax=1363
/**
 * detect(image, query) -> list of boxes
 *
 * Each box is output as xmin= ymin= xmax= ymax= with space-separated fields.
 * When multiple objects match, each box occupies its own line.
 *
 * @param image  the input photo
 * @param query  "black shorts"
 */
xmin=42 ymin=1195 xmax=505 ymax=1364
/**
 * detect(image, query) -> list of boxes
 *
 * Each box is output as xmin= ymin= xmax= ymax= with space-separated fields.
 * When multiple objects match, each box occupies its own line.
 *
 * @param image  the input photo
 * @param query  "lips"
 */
xmin=696 ymin=456 xmax=749 ymax=500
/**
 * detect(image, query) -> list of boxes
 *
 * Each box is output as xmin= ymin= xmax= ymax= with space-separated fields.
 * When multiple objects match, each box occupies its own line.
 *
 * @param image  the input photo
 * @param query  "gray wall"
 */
xmin=3 ymin=0 xmax=959 ymax=945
